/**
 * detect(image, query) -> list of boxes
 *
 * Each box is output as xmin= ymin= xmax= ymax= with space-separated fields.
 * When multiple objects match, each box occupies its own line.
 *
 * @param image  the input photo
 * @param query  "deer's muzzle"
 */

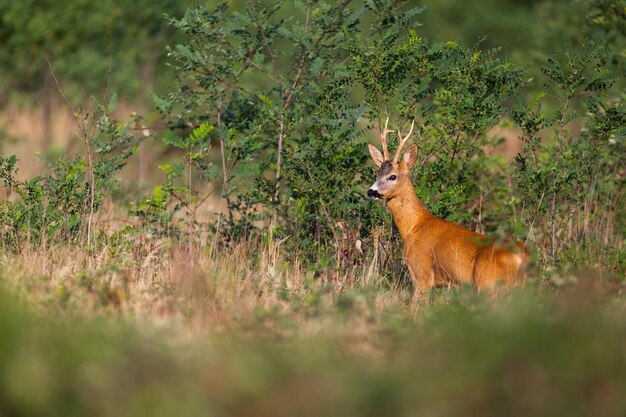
xmin=367 ymin=188 xmax=383 ymax=199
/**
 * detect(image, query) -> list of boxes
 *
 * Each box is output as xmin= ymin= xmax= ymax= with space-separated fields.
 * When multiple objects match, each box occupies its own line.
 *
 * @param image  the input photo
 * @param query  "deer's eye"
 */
xmin=388 ymin=175 xmax=397 ymax=181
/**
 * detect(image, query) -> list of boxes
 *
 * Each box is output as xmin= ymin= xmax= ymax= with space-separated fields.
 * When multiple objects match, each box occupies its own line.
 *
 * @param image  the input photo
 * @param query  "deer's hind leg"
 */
xmin=473 ymin=248 xmax=519 ymax=295
xmin=473 ymin=260 xmax=496 ymax=294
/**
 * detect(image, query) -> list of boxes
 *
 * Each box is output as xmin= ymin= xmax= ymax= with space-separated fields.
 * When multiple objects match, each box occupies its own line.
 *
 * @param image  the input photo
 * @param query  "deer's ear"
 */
xmin=402 ymin=144 xmax=418 ymax=170
xmin=368 ymin=143 xmax=384 ymax=167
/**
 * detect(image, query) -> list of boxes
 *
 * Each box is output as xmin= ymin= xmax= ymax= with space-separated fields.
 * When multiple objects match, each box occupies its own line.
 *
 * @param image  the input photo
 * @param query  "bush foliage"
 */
xmin=146 ymin=0 xmax=623 ymax=275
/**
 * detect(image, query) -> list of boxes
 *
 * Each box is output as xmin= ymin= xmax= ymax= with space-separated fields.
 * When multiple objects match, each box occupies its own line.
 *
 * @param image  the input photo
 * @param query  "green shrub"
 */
xmin=155 ymin=1 xmax=525 ymax=272
xmin=513 ymin=41 xmax=625 ymax=267
xmin=0 ymin=98 xmax=137 ymax=251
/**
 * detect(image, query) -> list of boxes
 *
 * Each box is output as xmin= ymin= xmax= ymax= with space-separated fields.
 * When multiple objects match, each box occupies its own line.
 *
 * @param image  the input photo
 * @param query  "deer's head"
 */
xmin=367 ymin=118 xmax=418 ymax=200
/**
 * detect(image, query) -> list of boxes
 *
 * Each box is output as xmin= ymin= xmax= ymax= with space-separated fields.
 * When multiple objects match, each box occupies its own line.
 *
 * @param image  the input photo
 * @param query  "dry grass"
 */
xmin=2 ymin=234 xmax=410 ymax=349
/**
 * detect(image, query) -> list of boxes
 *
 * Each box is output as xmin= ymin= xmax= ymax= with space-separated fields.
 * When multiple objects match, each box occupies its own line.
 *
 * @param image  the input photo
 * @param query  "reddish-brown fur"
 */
xmin=368 ymin=120 xmax=528 ymax=299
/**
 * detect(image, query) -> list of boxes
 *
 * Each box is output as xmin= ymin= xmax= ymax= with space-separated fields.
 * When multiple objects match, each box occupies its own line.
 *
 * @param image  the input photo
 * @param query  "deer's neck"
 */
xmin=386 ymin=182 xmax=431 ymax=242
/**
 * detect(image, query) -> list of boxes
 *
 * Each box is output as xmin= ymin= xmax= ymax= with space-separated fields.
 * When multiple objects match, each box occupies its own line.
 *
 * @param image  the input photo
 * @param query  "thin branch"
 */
xmin=44 ymin=54 xmax=108 ymax=249
xmin=274 ymin=1 xmax=313 ymax=204
xmin=282 ymin=0 xmax=312 ymax=105
xmin=448 ymin=126 xmax=463 ymax=167
xmin=241 ymin=54 xmax=283 ymax=85
xmin=246 ymin=1 xmax=281 ymax=82
xmin=43 ymin=54 xmax=74 ymax=115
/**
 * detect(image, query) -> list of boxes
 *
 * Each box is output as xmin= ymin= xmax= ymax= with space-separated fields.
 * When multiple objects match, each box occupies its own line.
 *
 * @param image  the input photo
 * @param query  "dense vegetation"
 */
xmin=2 ymin=280 xmax=626 ymax=417
xmin=0 ymin=0 xmax=623 ymax=415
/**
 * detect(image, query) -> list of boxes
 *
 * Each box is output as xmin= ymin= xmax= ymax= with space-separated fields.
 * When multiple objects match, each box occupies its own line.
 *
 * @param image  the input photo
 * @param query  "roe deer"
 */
xmin=367 ymin=118 xmax=529 ymax=300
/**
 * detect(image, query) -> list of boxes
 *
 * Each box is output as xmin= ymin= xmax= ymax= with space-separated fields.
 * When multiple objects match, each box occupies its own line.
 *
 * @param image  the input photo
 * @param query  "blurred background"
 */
xmin=1 ymin=0 xmax=622 ymax=182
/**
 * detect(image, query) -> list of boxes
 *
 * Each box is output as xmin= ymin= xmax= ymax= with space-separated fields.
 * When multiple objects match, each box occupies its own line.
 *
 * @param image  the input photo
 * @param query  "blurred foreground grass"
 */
xmin=2 ymin=271 xmax=626 ymax=417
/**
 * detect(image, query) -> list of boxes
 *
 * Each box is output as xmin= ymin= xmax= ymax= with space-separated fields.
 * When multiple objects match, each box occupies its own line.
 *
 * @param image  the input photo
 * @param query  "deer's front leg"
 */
xmin=405 ymin=253 xmax=434 ymax=303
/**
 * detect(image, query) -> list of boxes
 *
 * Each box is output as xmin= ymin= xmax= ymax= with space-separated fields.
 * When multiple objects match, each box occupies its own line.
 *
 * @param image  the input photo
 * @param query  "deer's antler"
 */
xmin=392 ymin=120 xmax=415 ymax=163
xmin=379 ymin=117 xmax=394 ymax=161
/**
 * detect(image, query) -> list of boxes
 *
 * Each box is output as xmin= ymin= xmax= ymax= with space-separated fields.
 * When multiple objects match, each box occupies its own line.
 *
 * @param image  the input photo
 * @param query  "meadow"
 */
xmin=2 ymin=239 xmax=626 ymax=416
xmin=0 ymin=0 xmax=624 ymax=415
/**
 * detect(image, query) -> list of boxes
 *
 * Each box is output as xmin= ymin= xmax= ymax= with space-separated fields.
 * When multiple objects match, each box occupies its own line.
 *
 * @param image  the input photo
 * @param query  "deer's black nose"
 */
xmin=367 ymin=189 xmax=382 ymax=199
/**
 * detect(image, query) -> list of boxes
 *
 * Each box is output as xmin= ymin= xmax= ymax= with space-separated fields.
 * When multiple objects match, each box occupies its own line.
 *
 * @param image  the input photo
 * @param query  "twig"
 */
xmin=43 ymin=54 xmax=110 ymax=249
xmin=273 ymin=1 xmax=313 ymax=204
xmin=246 ymin=1 xmax=281 ymax=80
xmin=43 ymin=55 xmax=74 ymax=114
